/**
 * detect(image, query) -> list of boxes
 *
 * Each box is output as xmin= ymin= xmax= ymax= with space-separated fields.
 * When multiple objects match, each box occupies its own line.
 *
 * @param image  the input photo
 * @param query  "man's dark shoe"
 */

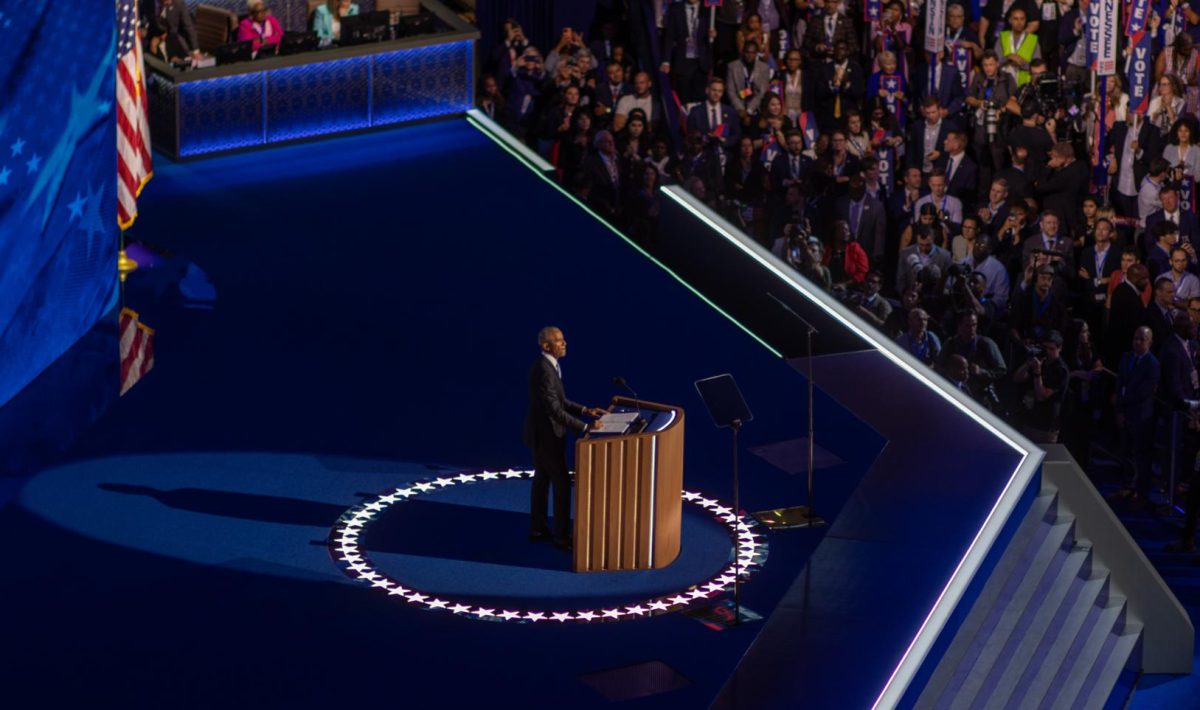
xmin=529 ymin=530 xmax=553 ymax=543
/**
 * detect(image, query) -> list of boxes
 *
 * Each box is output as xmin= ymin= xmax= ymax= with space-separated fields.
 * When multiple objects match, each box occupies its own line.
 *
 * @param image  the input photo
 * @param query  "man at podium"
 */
xmin=524 ymin=327 xmax=605 ymax=551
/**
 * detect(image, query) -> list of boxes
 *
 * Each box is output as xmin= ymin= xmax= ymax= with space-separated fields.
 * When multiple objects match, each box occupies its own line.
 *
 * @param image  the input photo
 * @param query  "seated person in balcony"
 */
xmin=313 ymin=0 xmax=359 ymax=46
xmin=238 ymin=2 xmax=283 ymax=54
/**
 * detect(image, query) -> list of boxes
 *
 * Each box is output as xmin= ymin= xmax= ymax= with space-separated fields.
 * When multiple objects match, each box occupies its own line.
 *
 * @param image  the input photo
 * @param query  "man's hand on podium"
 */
xmin=587 ymin=419 xmax=605 ymax=431
xmin=583 ymin=407 xmax=607 ymax=418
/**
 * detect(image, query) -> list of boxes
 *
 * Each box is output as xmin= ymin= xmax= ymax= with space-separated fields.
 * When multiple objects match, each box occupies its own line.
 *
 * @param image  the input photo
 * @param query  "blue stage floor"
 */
xmin=0 ymin=119 xmax=885 ymax=707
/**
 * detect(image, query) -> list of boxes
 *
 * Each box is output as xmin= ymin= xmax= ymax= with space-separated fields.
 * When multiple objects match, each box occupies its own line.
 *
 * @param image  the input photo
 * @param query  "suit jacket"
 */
xmin=662 ymin=2 xmax=715 ymax=71
xmin=814 ymin=59 xmax=865 ymax=130
xmin=1143 ymin=210 xmax=1200 ymax=255
xmin=687 ymin=102 xmax=742 ymax=150
xmin=155 ymin=1 xmax=200 ymax=55
xmin=934 ymin=152 xmax=979 ymax=204
xmin=802 ymin=11 xmax=858 ymax=60
xmin=906 ymin=120 xmax=955 ymax=171
xmin=584 ymin=154 xmax=623 ymax=220
xmin=1114 ymin=351 xmax=1161 ymax=423
xmin=1106 ymin=120 xmax=1161 ymax=197
xmin=1078 ymin=244 xmax=1120 ymax=300
xmin=1146 ymin=303 xmax=1176 ymax=354
xmin=1158 ymin=335 xmax=1198 ymax=410
xmin=523 ymin=356 xmax=586 ymax=448
xmin=1036 ymin=160 xmax=1091 ymax=235
xmin=1106 ymin=282 xmax=1148 ymax=366
xmin=1021 ymin=233 xmax=1075 ymax=272
xmin=770 ymin=151 xmax=813 ymax=193
xmin=726 ymin=59 xmax=773 ymax=115
xmin=594 ymin=81 xmax=631 ymax=111
xmin=896 ymin=245 xmax=952 ymax=294
xmin=834 ymin=195 xmax=887 ymax=259
xmin=913 ymin=61 xmax=966 ymax=117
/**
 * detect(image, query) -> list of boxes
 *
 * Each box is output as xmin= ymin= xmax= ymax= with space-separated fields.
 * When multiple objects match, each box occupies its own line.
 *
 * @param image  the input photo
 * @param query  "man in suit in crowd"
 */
xmin=814 ymin=41 xmax=864 ymax=130
xmin=834 ymin=173 xmax=887 ymax=262
xmin=1036 ymin=142 xmax=1091 ymax=236
xmin=1106 ymin=263 xmax=1150 ymax=367
xmin=976 ymin=179 xmax=1011 ymax=237
xmin=913 ymin=52 xmax=966 ymax=120
xmin=1107 ymin=116 xmax=1160 ymax=219
xmin=594 ymin=61 xmax=631 ymax=127
xmin=1144 ymin=183 xmax=1200 ymax=254
xmin=688 ymin=78 xmax=741 ymax=151
xmin=660 ymin=0 xmax=716 ymax=104
xmin=1077 ymin=217 xmax=1120 ymax=328
xmin=907 ymin=98 xmax=956 ymax=174
xmin=1146 ymin=276 xmax=1178 ymax=352
xmin=524 ymin=327 xmax=605 ymax=549
xmin=1021 ymin=210 xmax=1075 ymax=274
xmin=584 ymin=131 xmax=624 ymax=223
xmin=934 ymin=131 xmax=979 ymax=204
xmin=802 ymin=0 xmax=857 ymax=62
xmin=1113 ymin=327 xmax=1161 ymax=507
xmin=726 ymin=40 xmax=773 ymax=125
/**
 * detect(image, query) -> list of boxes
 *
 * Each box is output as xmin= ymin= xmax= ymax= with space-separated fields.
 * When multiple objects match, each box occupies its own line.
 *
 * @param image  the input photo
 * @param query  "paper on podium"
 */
xmin=592 ymin=411 xmax=640 ymax=435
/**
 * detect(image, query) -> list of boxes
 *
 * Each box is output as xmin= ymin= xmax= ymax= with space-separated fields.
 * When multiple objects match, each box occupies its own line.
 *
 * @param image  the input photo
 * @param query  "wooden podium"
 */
xmin=573 ymin=397 xmax=685 ymax=572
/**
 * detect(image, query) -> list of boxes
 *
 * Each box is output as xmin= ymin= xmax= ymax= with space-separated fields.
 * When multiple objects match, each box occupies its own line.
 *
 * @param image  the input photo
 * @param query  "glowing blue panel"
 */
xmin=178 ymin=73 xmax=265 ymax=157
xmin=267 ymin=57 xmax=371 ymax=143
xmin=372 ymin=41 xmax=473 ymax=126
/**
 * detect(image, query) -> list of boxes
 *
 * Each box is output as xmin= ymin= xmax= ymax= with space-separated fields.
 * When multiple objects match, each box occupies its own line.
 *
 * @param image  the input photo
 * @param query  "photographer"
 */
xmin=897 ymin=308 xmax=942 ymax=365
xmin=939 ymin=311 xmax=1008 ymax=393
xmin=966 ymin=52 xmax=1017 ymax=177
xmin=1011 ymin=263 xmax=1070 ymax=346
xmin=1012 ymin=330 xmax=1070 ymax=443
xmin=855 ymin=271 xmax=893 ymax=327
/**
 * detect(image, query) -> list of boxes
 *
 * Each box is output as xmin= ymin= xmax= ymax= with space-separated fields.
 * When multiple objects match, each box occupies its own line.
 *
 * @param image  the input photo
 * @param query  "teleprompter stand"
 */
xmin=752 ymin=293 xmax=826 ymax=530
xmin=695 ymin=373 xmax=756 ymax=625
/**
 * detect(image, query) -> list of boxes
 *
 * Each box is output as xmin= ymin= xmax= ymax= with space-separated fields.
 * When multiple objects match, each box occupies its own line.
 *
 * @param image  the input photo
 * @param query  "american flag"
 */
xmin=120 ymin=307 xmax=156 ymax=395
xmin=117 ymin=0 xmax=153 ymax=229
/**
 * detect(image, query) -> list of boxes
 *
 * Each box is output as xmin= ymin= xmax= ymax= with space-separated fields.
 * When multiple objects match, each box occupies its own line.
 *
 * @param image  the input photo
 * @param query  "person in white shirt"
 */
xmin=1169 ymin=247 xmax=1200 ymax=301
xmin=914 ymin=168 xmax=964 ymax=226
xmin=1138 ymin=158 xmax=1170 ymax=226
xmin=614 ymin=72 xmax=655 ymax=132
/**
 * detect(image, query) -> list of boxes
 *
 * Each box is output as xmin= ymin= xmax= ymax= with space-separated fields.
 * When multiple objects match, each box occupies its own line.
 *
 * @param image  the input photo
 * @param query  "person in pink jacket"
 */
xmin=238 ymin=2 xmax=282 ymax=54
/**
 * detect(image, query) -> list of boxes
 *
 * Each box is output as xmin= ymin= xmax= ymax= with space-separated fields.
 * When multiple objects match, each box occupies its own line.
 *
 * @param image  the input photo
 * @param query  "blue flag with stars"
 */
xmin=0 ymin=1 xmax=118 ymax=407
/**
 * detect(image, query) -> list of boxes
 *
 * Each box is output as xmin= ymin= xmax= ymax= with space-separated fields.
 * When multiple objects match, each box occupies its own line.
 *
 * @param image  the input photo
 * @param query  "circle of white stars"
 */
xmin=328 ymin=468 xmax=768 ymax=624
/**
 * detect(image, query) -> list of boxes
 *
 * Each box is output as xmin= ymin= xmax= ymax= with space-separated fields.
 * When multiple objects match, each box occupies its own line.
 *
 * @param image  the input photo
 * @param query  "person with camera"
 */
xmin=1012 ymin=329 xmax=1070 ymax=443
xmin=961 ymin=234 xmax=1012 ymax=307
xmin=897 ymin=222 xmax=953 ymax=293
xmin=1011 ymin=262 xmax=1070 ymax=346
xmin=1021 ymin=209 xmax=1075 ymax=273
xmin=939 ymin=311 xmax=1009 ymax=393
xmin=965 ymin=52 xmax=1017 ymax=178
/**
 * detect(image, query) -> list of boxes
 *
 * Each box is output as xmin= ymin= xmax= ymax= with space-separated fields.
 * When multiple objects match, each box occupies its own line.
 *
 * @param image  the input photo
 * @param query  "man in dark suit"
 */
xmin=1143 ymin=183 xmax=1200 ymax=254
xmin=1105 ymin=264 xmax=1150 ymax=367
xmin=1106 ymin=117 xmax=1160 ymax=219
xmin=913 ymin=54 xmax=966 ymax=120
xmin=907 ymin=98 xmax=956 ymax=174
xmin=802 ymin=0 xmax=858 ymax=62
xmin=151 ymin=0 xmax=201 ymax=61
xmin=1113 ymin=326 xmax=1161 ymax=506
xmin=933 ymin=131 xmax=979 ymax=204
xmin=814 ymin=41 xmax=864 ymax=131
xmin=1021 ymin=209 xmax=1075 ymax=274
xmin=1036 ymin=142 xmax=1091 ymax=237
xmin=1077 ymin=218 xmax=1120 ymax=329
xmin=524 ymin=327 xmax=604 ymax=549
xmin=583 ymin=131 xmax=625 ymax=224
xmin=1146 ymin=276 xmax=1179 ymax=353
xmin=687 ymin=78 xmax=741 ymax=151
xmin=593 ymin=61 xmax=631 ymax=127
xmin=834 ymin=174 xmax=887 ymax=262
xmin=660 ymin=0 xmax=716 ymax=104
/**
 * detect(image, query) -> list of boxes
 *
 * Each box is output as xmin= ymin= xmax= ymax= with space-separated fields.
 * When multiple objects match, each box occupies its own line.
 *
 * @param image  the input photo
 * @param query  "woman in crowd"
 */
xmin=844 ymin=111 xmax=873 ymax=160
xmin=1149 ymin=74 xmax=1186 ymax=135
xmin=312 ymin=0 xmax=359 ymax=46
xmin=555 ymin=110 xmax=593 ymax=185
xmin=866 ymin=51 xmax=909 ymax=130
xmin=752 ymin=92 xmax=793 ymax=162
xmin=1165 ymin=116 xmax=1200 ymax=180
xmin=776 ymin=49 xmax=809 ymax=120
xmin=617 ymin=112 xmax=650 ymax=161
xmin=726 ymin=136 xmax=768 ymax=234
xmin=238 ymin=2 xmax=282 ymax=54
xmin=871 ymin=2 xmax=912 ymax=76
xmin=736 ymin=14 xmax=775 ymax=67
xmin=476 ymin=74 xmax=508 ymax=125
xmin=1156 ymin=31 xmax=1199 ymax=113
xmin=900 ymin=203 xmax=951 ymax=249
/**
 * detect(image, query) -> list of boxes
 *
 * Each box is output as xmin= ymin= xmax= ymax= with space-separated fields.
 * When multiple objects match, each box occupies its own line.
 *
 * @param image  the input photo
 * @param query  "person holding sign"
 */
xmin=995 ymin=7 xmax=1041 ymax=87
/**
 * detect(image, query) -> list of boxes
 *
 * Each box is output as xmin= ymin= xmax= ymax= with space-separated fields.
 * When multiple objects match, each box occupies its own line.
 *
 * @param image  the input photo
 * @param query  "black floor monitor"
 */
xmin=340 ymin=11 xmax=390 ymax=45
xmin=214 ymin=40 xmax=254 ymax=65
xmin=278 ymin=31 xmax=318 ymax=56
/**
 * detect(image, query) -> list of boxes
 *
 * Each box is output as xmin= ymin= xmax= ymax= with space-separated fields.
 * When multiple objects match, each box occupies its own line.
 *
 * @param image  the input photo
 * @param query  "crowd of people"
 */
xmin=480 ymin=0 xmax=1200 ymax=553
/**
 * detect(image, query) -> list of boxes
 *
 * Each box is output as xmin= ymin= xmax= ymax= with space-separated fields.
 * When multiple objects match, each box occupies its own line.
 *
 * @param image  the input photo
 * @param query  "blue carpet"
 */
xmin=0 ymin=118 xmax=885 ymax=707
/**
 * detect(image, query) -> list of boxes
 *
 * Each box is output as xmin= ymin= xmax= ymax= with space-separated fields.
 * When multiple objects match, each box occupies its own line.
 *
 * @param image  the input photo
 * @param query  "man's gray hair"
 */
xmin=537 ymin=326 xmax=561 ymax=345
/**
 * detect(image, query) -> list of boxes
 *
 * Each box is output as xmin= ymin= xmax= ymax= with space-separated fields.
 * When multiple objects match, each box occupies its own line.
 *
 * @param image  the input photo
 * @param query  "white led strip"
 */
xmin=329 ymin=469 xmax=767 ymax=623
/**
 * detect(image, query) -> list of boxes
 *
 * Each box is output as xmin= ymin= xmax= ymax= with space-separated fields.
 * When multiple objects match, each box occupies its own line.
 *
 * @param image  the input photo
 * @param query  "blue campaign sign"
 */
xmin=0 ymin=3 xmax=118 ymax=407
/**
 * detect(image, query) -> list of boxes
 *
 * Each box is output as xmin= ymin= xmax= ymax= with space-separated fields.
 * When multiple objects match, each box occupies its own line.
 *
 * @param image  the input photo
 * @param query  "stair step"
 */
xmin=915 ymin=494 xmax=1062 ymax=710
xmin=1071 ymin=624 xmax=1143 ymax=710
xmin=1038 ymin=599 xmax=1126 ymax=710
xmin=976 ymin=546 xmax=1092 ymax=710
xmin=946 ymin=519 xmax=1077 ymax=710
xmin=1001 ymin=573 xmax=1108 ymax=710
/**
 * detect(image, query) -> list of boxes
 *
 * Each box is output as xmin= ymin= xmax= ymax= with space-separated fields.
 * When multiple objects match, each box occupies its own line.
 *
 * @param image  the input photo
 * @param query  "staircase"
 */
xmin=913 ymin=486 xmax=1143 ymax=710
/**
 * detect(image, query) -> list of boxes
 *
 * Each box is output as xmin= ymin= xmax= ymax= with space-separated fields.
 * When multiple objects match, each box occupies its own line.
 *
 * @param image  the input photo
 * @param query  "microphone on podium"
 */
xmin=612 ymin=376 xmax=644 ymax=430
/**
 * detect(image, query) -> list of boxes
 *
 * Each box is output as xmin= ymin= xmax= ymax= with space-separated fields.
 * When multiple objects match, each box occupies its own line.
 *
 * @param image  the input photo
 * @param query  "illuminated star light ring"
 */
xmin=328 ymin=468 xmax=768 ymax=623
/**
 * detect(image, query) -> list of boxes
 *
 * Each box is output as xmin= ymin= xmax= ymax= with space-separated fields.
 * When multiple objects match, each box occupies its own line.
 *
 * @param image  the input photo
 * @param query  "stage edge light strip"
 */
xmin=657 ymin=185 xmax=1042 ymax=710
xmin=328 ymin=469 xmax=767 ymax=622
xmin=464 ymin=110 xmax=782 ymax=359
